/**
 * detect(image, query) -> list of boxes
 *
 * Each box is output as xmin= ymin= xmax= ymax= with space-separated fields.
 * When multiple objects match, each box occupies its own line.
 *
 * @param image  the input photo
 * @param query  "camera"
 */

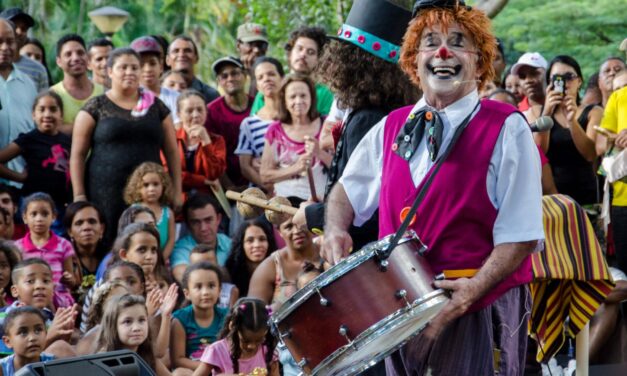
xmin=553 ymin=74 xmax=565 ymax=94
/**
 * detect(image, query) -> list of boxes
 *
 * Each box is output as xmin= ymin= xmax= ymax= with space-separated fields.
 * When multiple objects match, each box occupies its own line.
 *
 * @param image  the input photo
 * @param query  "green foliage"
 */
xmin=490 ymin=0 xmax=627 ymax=80
xmin=4 ymin=0 xmax=623 ymax=87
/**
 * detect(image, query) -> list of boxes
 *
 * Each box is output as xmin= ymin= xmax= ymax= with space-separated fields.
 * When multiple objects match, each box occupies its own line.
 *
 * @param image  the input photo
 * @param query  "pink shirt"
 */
xmin=15 ymin=231 xmax=75 ymax=285
xmin=200 ymin=338 xmax=276 ymax=375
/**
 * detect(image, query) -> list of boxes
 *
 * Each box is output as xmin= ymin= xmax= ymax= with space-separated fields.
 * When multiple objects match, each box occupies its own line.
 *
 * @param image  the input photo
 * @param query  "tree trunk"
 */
xmin=475 ymin=0 xmax=509 ymax=19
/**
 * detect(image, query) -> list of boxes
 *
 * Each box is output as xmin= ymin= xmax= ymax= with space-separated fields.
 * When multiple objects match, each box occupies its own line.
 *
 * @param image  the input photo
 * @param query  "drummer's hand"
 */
xmin=292 ymin=201 xmax=314 ymax=231
xmin=321 ymin=229 xmax=352 ymax=265
xmin=422 ymin=278 xmax=479 ymax=340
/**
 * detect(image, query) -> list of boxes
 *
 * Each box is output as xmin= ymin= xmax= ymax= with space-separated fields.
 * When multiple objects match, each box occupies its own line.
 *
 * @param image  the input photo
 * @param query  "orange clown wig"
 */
xmin=399 ymin=5 xmax=497 ymax=91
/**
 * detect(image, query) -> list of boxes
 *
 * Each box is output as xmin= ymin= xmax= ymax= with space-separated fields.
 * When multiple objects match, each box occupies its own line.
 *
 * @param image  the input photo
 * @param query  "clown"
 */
xmin=322 ymin=1 xmax=544 ymax=374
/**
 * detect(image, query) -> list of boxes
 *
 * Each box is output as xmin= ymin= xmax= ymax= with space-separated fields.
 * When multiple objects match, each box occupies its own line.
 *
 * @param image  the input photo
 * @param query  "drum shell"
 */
xmin=274 ymin=238 xmax=441 ymax=373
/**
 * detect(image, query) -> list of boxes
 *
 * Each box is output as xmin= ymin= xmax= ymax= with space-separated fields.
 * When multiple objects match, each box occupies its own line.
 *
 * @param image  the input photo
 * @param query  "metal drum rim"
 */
xmin=311 ymin=289 xmax=449 ymax=376
xmin=271 ymin=231 xmax=420 ymax=323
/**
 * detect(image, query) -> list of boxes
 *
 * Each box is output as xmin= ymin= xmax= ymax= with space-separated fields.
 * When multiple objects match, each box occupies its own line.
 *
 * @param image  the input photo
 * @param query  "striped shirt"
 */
xmin=234 ymin=115 xmax=272 ymax=158
xmin=14 ymin=56 xmax=49 ymax=92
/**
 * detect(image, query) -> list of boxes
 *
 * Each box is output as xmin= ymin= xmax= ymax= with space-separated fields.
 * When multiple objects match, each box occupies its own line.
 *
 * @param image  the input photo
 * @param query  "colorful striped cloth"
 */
xmin=529 ymin=194 xmax=615 ymax=362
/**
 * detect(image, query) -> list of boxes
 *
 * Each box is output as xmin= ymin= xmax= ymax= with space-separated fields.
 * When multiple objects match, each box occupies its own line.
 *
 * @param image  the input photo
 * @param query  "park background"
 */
xmin=1 ymin=0 xmax=626 ymax=85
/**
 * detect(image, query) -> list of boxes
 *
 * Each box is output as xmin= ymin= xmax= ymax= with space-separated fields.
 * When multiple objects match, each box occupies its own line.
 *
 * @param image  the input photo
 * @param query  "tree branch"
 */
xmin=475 ymin=0 xmax=509 ymax=18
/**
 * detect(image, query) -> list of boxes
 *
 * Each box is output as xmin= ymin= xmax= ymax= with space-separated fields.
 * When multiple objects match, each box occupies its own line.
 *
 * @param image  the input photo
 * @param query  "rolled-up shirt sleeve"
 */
xmin=338 ymin=116 xmax=386 ymax=227
xmin=490 ymin=112 xmax=545 ymax=246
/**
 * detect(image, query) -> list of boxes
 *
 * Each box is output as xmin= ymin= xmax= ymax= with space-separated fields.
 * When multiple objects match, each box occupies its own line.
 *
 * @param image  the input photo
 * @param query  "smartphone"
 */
xmin=553 ymin=74 xmax=565 ymax=94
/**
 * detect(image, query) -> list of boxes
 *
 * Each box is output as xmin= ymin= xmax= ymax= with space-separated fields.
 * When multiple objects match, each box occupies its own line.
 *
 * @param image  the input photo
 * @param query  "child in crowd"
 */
xmin=84 ymin=280 xmax=130 ymax=333
xmin=0 ymin=91 xmax=72 ymax=215
xmin=81 ymin=260 xmax=146 ymax=334
xmin=1 ymin=259 xmax=77 ymax=355
xmin=194 ymin=298 xmax=279 ymax=376
xmin=295 ymin=261 xmax=322 ymax=290
xmin=0 ymin=307 xmax=55 ymax=376
xmin=124 ymin=162 xmax=176 ymax=262
xmin=14 ymin=193 xmax=76 ymax=307
xmin=168 ymin=90 xmax=226 ymax=199
xmin=113 ymin=223 xmax=170 ymax=296
xmin=161 ymin=70 xmax=188 ymax=93
xmin=95 ymin=205 xmax=157 ymax=281
xmin=0 ymin=241 xmax=19 ymax=308
xmin=190 ymin=245 xmax=238 ymax=309
xmin=171 ymin=262 xmax=227 ymax=375
xmin=97 ymin=294 xmax=169 ymax=376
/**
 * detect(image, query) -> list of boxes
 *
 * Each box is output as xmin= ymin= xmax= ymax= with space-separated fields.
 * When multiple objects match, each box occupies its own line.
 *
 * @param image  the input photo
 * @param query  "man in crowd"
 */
xmin=87 ymin=37 xmax=113 ymax=89
xmin=0 ymin=19 xmax=37 ymax=184
xmin=205 ymin=56 xmax=253 ymax=189
xmin=512 ymin=51 xmax=548 ymax=113
xmin=170 ymin=194 xmax=231 ymax=282
xmin=250 ymin=26 xmax=334 ymax=116
xmin=323 ymin=0 xmax=543 ymax=374
xmin=130 ymin=36 xmax=179 ymax=125
xmin=51 ymin=34 xmax=104 ymax=133
xmin=0 ymin=7 xmax=49 ymax=91
xmin=236 ymin=22 xmax=268 ymax=97
xmin=166 ymin=35 xmax=219 ymax=104
xmin=598 ymin=57 xmax=625 ymax=107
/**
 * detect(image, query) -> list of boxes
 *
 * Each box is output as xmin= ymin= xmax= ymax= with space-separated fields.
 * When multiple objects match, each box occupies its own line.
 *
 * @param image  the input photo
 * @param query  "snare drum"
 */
xmin=270 ymin=231 xmax=449 ymax=376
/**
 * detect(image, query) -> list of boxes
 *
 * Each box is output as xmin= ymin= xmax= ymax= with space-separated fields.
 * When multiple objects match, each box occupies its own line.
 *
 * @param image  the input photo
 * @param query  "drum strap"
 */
xmin=381 ymin=102 xmax=480 ymax=258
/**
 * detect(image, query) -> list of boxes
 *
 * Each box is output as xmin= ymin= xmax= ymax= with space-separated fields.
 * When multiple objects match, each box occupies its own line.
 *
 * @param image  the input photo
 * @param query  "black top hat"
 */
xmin=332 ymin=0 xmax=412 ymax=63
xmin=0 ymin=7 xmax=35 ymax=28
xmin=412 ymin=0 xmax=469 ymax=17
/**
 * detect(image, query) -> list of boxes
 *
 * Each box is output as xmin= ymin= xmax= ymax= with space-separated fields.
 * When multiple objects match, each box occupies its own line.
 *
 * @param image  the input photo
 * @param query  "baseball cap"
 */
xmin=511 ymin=52 xmax=548 ymax=76
xmin=130 ymin=36 xmax=163 ymax=56
xmin=212 ymin=56 xmax=244 ymax=76
xmin=237 ymin=23 xmax=268 ymax=44
xmin=0 ymin=7 xmax=35 ymax=28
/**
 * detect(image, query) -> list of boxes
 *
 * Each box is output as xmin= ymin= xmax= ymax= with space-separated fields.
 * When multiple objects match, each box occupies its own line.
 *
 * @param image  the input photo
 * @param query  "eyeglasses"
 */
xmin=551 ymin=72 xmax=578 ymax=82
xmin=218 ymin=70 xmax=243 ymax=80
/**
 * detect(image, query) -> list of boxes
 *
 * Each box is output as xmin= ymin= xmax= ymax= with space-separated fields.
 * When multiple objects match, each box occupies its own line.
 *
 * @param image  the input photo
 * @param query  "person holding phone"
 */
xmin=530 ymin=55 xmax=601 ymax=206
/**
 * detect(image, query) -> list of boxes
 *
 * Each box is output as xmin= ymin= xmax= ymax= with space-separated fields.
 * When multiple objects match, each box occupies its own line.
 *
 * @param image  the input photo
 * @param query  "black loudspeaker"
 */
xmin=15 ymin=350 xmax=155 ymax=376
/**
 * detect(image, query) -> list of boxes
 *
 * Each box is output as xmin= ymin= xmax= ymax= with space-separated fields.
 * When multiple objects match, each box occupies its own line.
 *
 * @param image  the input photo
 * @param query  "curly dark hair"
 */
xmin=284 ymin=26 xmax=327 ymax=56
xmin=316 ymin=40 xmax=419 ymax=110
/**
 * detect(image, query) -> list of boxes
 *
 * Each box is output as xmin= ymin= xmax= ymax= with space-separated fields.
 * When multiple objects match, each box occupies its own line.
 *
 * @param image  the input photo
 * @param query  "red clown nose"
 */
xmin=435 ymin=46 xmax=453 ymax=59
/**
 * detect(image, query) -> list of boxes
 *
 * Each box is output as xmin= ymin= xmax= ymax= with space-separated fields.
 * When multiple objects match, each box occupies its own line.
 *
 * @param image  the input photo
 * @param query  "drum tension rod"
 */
xmin=297 ymin=358 xmax=308 ymax=369
xmin=339 ymin=325 xmax=355 ymax=348
xmin=315 ymin=287 xmax=330 ymax=306
xmin=396 ymin=289 xmax=412 ymax=309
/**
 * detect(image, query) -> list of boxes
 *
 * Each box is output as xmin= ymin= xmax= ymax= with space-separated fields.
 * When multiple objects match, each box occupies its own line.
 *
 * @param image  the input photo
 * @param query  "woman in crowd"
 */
xmin=530 ymin=55 xmax=602 ymax=206
xmin=235 ymin=57 xmax=285 ymax=191
xmin=19 ymin=37 xmax=52 ymax=86
xmin=71 ymin=47 xmax=182 ymax=247
xmin=260 ymin=74 xmax=331 ymax=200
xmin=63 ymin=201 xmax=106 ymax=295
xmin=224 ymin=218 xmax=277 ymax=297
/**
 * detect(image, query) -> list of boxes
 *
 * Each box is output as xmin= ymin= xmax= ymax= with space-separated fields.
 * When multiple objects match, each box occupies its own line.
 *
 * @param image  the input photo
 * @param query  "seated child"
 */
xmin=190 ymin=245 xmax=238 ymax=308
xmin=194 ymin=298 xmax=279 ymax=376
xmin=0 ymin=306 xmax=55 ymax=375
xmin=0 ymin=259 xmax=77 ymax=355
xmin=0 ymin=241 xmax=20 ymax=308
xmin=171 ymin=262 xmax=227 ymax=375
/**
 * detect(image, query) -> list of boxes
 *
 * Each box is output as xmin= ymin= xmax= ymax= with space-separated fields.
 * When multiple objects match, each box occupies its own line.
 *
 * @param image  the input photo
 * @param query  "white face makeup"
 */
xmin=416 ymin=22 xmax=480 ymax=107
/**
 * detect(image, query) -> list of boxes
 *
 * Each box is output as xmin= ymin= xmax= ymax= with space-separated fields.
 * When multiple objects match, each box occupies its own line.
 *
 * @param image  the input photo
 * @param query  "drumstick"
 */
xmin=594 ymin=126 xmax=617 ymax=141
xmin=210 ymin=182 xmax=232 ymax=219
xmin=225 ymin=190 xmax=298 ymax=215
xmin=306 ymin=167 xmax=319 ymax=202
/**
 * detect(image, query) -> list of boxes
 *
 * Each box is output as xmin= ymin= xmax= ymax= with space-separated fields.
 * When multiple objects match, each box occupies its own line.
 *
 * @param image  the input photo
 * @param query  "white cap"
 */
xmin=511 ymin=52 xmax=548 ymax=76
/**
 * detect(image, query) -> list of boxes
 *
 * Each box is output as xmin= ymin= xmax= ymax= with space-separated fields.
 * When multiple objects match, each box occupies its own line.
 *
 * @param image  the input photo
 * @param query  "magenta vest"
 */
xmin=379 ymin=100 xmax=532 ymax=312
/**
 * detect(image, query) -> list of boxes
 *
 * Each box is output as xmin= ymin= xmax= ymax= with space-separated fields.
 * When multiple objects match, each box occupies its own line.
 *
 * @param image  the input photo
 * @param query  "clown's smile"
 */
xmin=428 ymin=63 xmax=462 ymax=79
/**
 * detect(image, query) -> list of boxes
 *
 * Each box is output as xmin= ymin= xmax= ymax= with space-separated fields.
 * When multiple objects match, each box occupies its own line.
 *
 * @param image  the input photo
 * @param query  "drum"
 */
xmin=270 ymin=231 xmax=449 ymax=376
